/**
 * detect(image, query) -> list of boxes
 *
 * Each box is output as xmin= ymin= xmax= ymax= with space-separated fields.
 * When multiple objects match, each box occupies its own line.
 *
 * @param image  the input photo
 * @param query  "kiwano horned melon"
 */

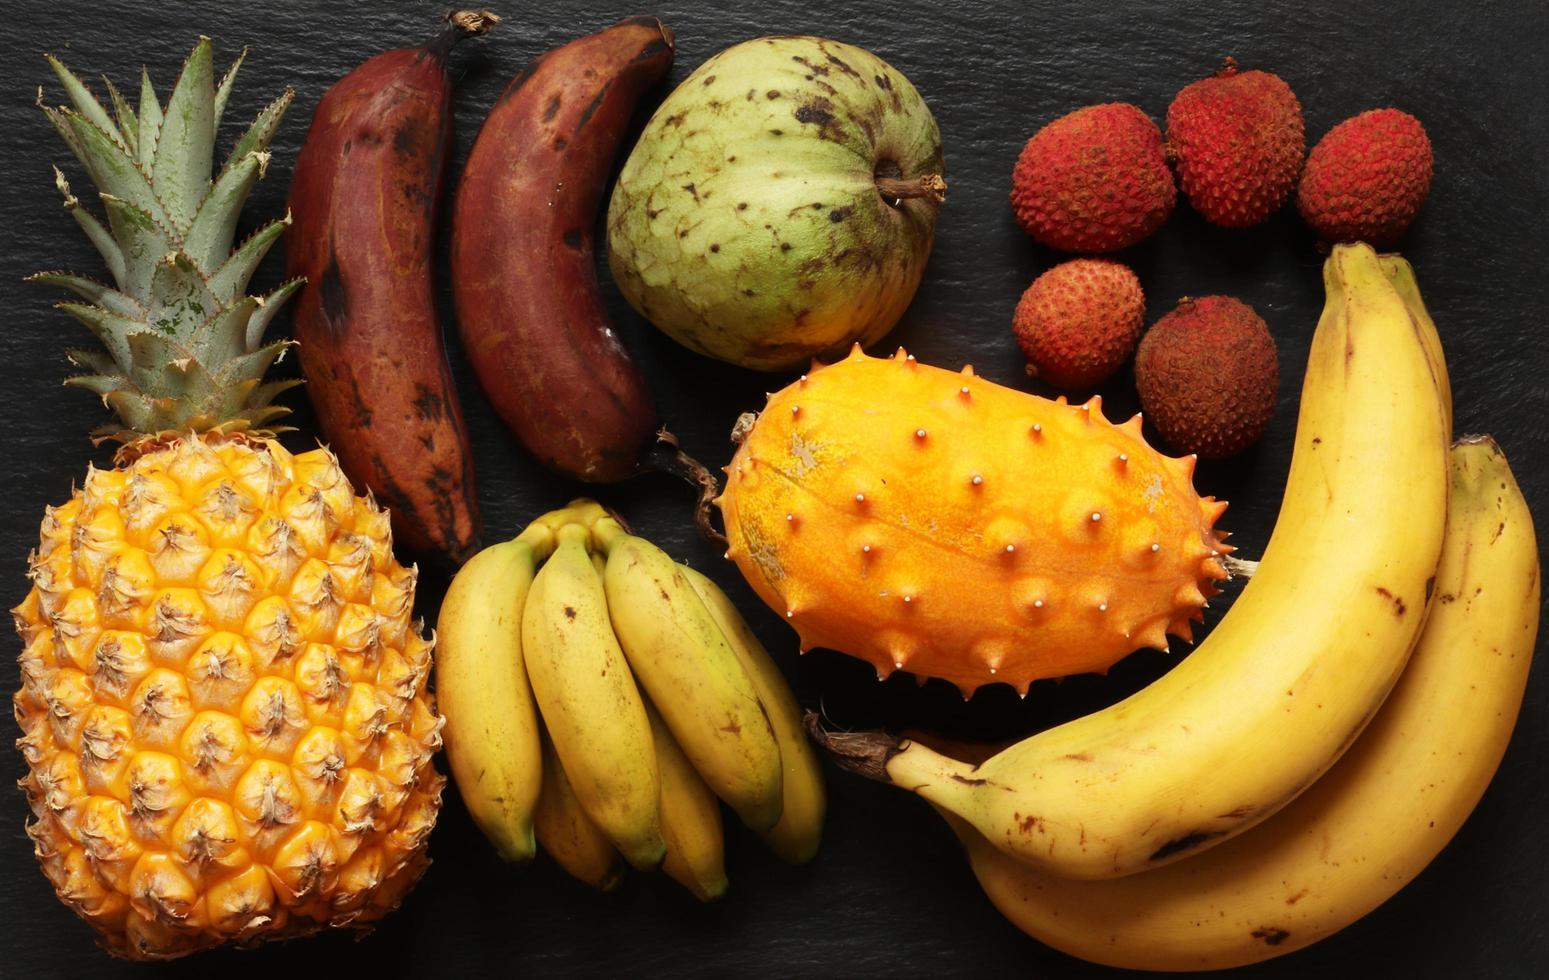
xmin=717 ymin=346 xmax=1231 ymax=695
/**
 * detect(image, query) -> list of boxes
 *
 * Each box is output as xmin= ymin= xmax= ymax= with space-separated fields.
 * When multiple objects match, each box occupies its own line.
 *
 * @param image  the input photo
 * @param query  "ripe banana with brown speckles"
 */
xmin=534 ymin=727 xmax=626 ymax=892
xmin=524 ymin=523 xmax=664 ymax=870
xmin=648 ymin=701 xmax=729 ymax=901
xmin=814 ymin=242 xmax=1451 ymax=879
xmin=941 ymin=436 xmax=1538 ymax=970
xmin=435 ymin=526 xmax=549 ymax=863
xmin=595 ymin=518 xmax=785 ymax=832
xmin=683 ymin=565 xmax=826 ymax=864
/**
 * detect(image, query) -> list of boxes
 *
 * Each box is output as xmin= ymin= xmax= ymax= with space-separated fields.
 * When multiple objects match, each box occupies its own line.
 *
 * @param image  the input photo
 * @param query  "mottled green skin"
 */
xmin=607 ymin=36 xmax=944 ymax=371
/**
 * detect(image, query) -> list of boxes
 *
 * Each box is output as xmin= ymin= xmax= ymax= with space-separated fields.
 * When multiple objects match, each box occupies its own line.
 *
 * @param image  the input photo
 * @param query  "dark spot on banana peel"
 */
xmin=1252 ymin=927 xmax=1290 ymax=946
xmin=1424 ymin=575 xmax=1435 ymax=602
xmin=392 ymin=116 xmax=428 ymax=158
xmin=1217 ymin=804 xmax=1256 ymax=819
xmin=1149 ymin=830 xmax=1225 ymax=861
xmin=949 ymin=772 xmax=987 ymax=787
xmin=563 ymin=606 xmax=577 ymax=620
xmin=412 ymin=384 xmax=446 ymax=421
xmin=1375 ymin=586 xmax=1406 ymax=616
xmin=319 ymin=249 xmax=348 ymax=337
xmin=576 ymin=80 xmax=614 ymax=133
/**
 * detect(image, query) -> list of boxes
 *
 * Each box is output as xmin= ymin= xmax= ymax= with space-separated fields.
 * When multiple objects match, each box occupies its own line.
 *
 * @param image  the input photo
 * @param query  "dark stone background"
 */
xmin=1 ymin=0 xmax=1544 ymax=976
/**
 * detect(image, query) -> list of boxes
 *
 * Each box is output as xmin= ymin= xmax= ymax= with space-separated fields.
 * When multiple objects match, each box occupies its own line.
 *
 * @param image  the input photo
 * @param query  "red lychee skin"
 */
xmin=1010 ymin=103 xmax=1177 ymax=252
xmin=1135 ymin=296 xmax=1279 ymax=459
xmin=1165 ymin=59 xmax=1305 ymax=228
xmin=1297 ymin=109 xmax=1433 ymax=246
xmin=1012 ymin=259 xmax=1145 ymax=389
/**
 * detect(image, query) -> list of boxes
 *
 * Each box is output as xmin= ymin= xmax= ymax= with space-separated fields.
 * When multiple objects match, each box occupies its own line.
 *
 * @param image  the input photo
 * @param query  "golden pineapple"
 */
xmin=14 ymin=39 xmax=444 ymax=958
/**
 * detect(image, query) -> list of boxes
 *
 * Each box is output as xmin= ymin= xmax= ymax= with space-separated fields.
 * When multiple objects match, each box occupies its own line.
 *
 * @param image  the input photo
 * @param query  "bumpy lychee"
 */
xmin=717 ymin=346 xmax=1231 ymax=696
xmin=1010 ymin=103 xmax=1176 ymax=252
xmin=1135 ymin=296 xmax=1279 ymax=458
xmin=1013 ymin=259 xmax=1145 ymax=389
xmin=1297 ymin=108 xmax=1433 ymax=245
xmin=1165 ymin=59 xmax=1305 ymax=227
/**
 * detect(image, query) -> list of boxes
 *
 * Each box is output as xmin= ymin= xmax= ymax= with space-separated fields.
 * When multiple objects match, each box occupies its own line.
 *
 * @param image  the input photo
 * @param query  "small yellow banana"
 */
xmin=595 ymin=518 xmax=785 ymax=832
xmin=534 ymin=728 xmax=627 ymax=892
xmin=524 ymin=523 xmax=664 ymax=870
xmin=943 ymin=436 xmax=1539 ymax=970
xmin=435 ymin=525 xmax=550 ymax=863
xmin=815 ymin=243 xmax=1451 ymax=879
xmin=646 ymin=700 xmax=729 ymax=901
xmin=683 ymin=565 xmax=826 ymax=864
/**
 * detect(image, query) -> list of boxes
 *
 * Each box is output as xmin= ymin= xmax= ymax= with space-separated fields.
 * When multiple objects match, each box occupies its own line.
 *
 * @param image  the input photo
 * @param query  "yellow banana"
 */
xmin=534 ymin=728 xmax=627 ymax=892
xmin=683 ymin=565 xmax=826 ymax=864
xmin=943 ymin=436 xmax=1539 ymax=970
xmin=594 ymin=518 xmax=785 ymax=832
xmin=435 ymin=525 xmax=551 ymax=863
xmin=1380 ymin=253 xmax=1452 ymax=433
xmin=816 ymin=242 xmax=1451 ymax=879
xmin=646 ymin=701 xmax=729 ymax=901
xmin=524 ymin=523 xmax=665 ymax=870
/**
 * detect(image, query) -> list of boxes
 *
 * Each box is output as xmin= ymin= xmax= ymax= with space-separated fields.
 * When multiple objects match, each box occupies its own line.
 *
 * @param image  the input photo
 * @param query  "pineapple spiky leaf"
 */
xmin=26 ymin=271 xmax=143 ymax=319
xmin=103 ymin=76 xmax=138 ymax=154
xmin=213 ymin=47 xmax=247 ymax=131
xmin=137 ymin=67 xmax=162 ymax=168
xmin=53 ymin=168 xmax=125 ymax=287
xmin=185 ymin=149 xmax=268 ymax=273
xmin=210 ymin=214 xmax=290 ymax=302
xmin=246 ymin=278 xmax=303 ymax=350
xmin=35 ymin=37 xmax=301 ymax=445
xmin=151 ymin=37 xmax=215 ymax=231
xmin=98 ymin=193 xmax=174 ymax=302
xmin=43 ymin=53 xmax=123 ymax=147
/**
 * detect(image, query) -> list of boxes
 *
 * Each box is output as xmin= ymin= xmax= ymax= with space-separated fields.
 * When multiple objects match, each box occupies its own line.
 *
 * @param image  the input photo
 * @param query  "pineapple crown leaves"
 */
xmin=31 ymin=37 xmax=302 ymax=444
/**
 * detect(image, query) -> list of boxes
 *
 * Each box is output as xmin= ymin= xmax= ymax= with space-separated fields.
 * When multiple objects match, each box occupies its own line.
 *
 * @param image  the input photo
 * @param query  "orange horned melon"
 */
xmin=717 ymin=346 xmax=1231 ymax=695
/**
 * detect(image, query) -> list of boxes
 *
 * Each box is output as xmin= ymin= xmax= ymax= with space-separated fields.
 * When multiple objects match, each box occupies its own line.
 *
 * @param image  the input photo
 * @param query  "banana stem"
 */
xmin=590 ymin=516 xmax=628 ymax=556
xmin=514 ymin=499 xmax=608 ymax=560
xmin=803 ymin=712 xmax=903 ymax=782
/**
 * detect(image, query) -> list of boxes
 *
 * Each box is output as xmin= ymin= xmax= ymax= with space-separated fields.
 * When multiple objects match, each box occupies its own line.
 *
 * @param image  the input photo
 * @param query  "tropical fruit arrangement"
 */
xmin=12 ymin=6 xmax=1539 ymax=973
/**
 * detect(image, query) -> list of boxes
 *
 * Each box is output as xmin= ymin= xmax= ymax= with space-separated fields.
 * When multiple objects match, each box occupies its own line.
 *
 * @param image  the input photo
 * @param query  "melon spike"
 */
xmin=1175 ymin=582 xmax=1207 ymax=608
xmin=1136 ymin=620 xmax=1170 ymax=651
xmin=1168 ymin=618 xmax=1195 ymax=643
xmin=891 ymin=347 xmax=908 ymax=361
xmin=960 ymin=363 xmax=975 ymax=378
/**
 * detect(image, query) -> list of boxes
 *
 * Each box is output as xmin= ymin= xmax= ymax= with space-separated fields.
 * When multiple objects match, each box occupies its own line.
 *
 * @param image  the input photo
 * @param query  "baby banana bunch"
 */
xmin=436 ymin=501 xmax=825 ymax=899
xmin=816 ymin=245 xmax=1538 ymax=966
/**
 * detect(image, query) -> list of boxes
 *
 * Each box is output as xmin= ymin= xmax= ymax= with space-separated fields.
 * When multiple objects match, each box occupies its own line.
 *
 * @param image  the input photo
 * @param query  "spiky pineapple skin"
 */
xmin=13 ymin=436 xmax=444 ymax=959
xmin=718 ymin=347 xmax=1230 ymax=695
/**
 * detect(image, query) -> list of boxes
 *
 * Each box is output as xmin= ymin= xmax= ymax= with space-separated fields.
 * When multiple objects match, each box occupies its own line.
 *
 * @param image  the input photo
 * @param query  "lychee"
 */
xmin=1297 ymin=108 xmax=1433 ymax=245
xmin=1010 ymin=103 xmax=1176 ymax=252
xmin=1165 ymin=59 xmax=1305 ymax=228
xmin=1135 ymin=296 xmax=1279 ymax=458
xmin=1012 ymin=259 xmax=1145 ymax=389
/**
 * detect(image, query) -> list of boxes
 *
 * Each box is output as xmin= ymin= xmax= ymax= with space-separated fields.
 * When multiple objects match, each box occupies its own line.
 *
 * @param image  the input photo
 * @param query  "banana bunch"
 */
xmin=436 ymin=500 xmax=825 ymax=899
xmin=815 ymin=244 xmax=1539 ymax=967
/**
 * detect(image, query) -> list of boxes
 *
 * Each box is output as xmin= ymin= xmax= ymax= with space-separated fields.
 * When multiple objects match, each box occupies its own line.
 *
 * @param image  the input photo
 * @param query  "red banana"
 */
xmin=286 ymin=12 xmax=493 ymax=563
xmin=451 ymin=17 xmax=674 ymax=483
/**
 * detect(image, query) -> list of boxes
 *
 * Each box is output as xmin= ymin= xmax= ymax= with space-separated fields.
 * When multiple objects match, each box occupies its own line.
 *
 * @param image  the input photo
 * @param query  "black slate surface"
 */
xmin=1 ymin=0 xmax=1546 ymax=976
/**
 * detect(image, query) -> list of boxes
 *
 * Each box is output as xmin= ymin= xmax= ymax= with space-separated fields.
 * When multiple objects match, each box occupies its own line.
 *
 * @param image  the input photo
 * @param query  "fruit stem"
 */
xmin=425 ymin=9 xmax=500 ymax=61
xmin=646 ymin=428 xmax=725 ymax=545
xmin=875 ymin=173 xmax=947 ymax=205
xmin=1222 ymin=554 xmax=1259 ymax=579
xmin=590 ymin=516 xmax=627 ymax=557
xmin=804 ymin=712 xmax=903 ymax=782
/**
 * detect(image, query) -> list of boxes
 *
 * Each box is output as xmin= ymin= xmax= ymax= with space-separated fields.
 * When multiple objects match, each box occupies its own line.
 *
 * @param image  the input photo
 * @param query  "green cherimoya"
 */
xmin=606 ymin=36 xmax=945 ymax=372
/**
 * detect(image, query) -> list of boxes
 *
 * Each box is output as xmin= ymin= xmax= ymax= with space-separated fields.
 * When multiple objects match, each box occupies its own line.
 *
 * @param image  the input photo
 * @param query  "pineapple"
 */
xmin=14 ymin=40 xmax=444 ymax=958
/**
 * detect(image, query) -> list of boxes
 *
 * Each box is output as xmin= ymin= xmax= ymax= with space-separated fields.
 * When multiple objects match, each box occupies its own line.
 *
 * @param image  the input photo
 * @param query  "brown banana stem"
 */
xmin=803 ymin=712 xmax=902 ymax=783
